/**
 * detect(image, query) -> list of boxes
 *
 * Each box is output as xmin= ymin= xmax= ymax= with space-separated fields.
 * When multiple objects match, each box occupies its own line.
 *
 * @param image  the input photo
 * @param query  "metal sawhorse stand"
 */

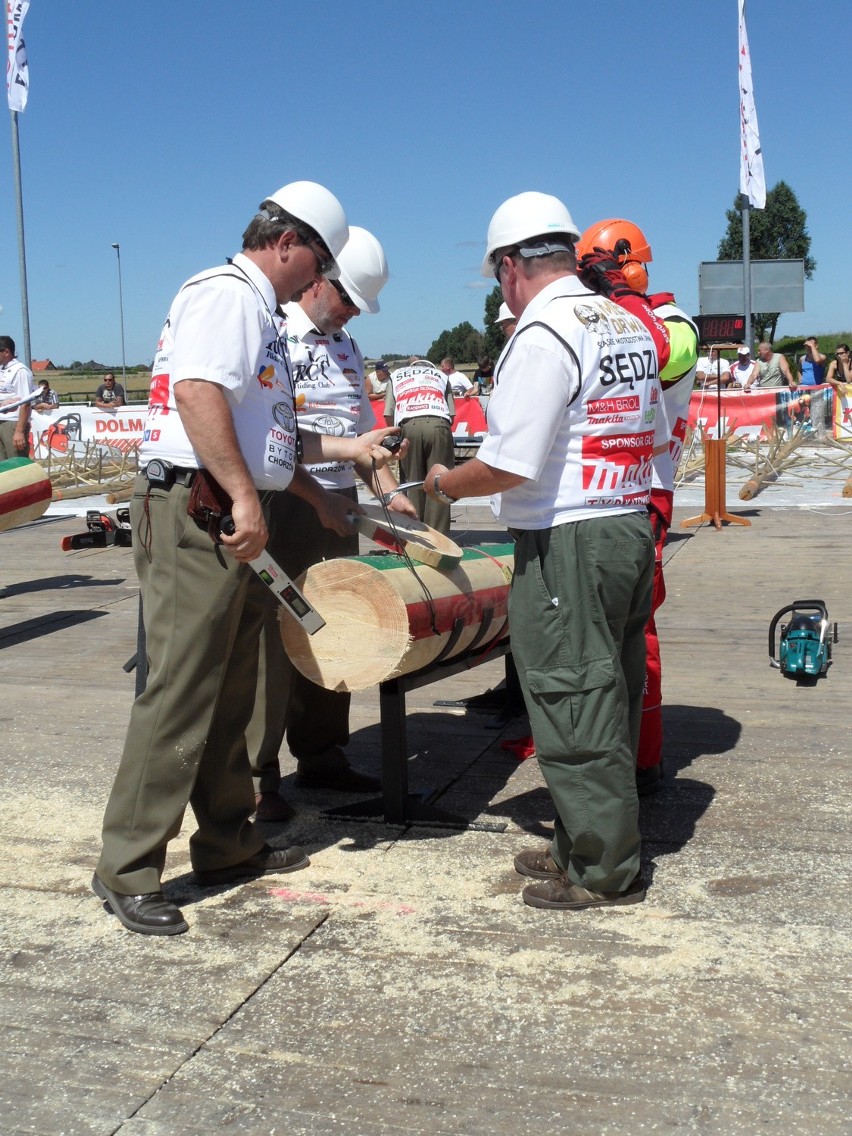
xmin=324 ymin=634 xmax=512 ymax=831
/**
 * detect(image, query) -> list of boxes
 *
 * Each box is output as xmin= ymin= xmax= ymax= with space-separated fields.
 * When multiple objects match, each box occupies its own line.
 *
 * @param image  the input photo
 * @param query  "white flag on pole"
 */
xmin=738 ymin=0 xmax=765 ymax=209
xmin=6 ymin=0 xmax=30 ymax=112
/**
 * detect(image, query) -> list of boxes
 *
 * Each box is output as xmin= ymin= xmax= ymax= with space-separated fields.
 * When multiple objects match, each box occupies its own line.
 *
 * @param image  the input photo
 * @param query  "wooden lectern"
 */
xmin=681 ymin=343 xmax=751 ymax=531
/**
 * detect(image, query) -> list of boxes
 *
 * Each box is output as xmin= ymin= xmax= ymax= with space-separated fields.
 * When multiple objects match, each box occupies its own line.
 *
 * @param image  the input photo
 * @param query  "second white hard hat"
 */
xmin=482 ymin=191 xmax=580 ymax=278
xmin=336 ymin=226 xmax=389 ymax=314
xmin=496 ymin=302 xmax=515 ymax=324
xmin=266 ymin=180 xmax=349 ymax=274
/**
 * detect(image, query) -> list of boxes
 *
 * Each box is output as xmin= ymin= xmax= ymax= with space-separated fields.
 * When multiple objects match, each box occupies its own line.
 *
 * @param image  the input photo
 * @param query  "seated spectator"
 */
xmin=33 ymin=377 xmax=60 ymax=411
xmin=440 ymin=356 xmax=473 ymax=396
xmin=729 ymin=346 xmax=759 ymax=389
xmin=753 ymin=342 xmax=793 ymax=388
xmin=795 ymin=337 xmax=827 ymax=387
xmin=825 ymin=343 xmax=852 ymax=393
xmin=94 ymin=372 xmax=125 ymax=409
xmin=695 ymin=347 xmax=732 ymax=388
xmin=366 ymin=361 xmax=391 ymax=396
xmin=472 ymin=355 xmax=495 ymax=395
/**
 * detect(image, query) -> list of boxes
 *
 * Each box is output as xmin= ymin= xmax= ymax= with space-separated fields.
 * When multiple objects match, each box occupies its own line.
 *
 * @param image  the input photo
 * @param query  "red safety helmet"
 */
xmin=577 ymin=219 xmax=652 ymax=293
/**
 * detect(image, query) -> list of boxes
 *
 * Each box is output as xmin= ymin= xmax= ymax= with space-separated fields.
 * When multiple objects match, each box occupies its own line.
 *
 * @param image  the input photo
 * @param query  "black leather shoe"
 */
xmin=295 ymin=764 xmax=381 ymax=793
xmin=192 ymin=843 xmax=310 ymax=887
xmin=91 ymin=873 xmax=188 ymax=936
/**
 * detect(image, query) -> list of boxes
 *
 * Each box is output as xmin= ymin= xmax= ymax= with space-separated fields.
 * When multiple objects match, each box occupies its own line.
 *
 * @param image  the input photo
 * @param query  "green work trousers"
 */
xmin=97 ymin=476 xmax=267 ymax=895
xmin=399 ymin=416 xmax=454 ymax=534
xmin=510 ymin=512 xmax=654 ymax=893
xmin=247 ymin=487 xmax=358 ymax=792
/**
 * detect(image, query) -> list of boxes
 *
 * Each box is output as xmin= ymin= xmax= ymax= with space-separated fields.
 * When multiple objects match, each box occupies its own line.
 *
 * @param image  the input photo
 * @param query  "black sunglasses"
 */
xmin=303 ymin=236 xmax=336 ymax=277
xmin=330 ymin=278 xmax=357 ymax=307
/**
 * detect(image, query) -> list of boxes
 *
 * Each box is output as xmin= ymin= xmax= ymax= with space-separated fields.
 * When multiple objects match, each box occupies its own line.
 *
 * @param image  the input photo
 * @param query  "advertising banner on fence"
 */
xmin=30 ymin=386 xmax=848 ymax=461
xmin=31 ymin=405 xmax=147 ymax=457
xmin=687 ymin=385 xmax=841 ymax=440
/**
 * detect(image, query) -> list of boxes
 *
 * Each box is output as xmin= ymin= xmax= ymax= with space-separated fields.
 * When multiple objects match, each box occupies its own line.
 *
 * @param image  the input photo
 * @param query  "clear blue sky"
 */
xmin=1 ymin=1 xmax=849 ymax=367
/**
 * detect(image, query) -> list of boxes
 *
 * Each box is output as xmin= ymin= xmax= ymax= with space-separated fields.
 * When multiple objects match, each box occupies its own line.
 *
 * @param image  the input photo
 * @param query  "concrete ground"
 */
xmin=0 ymin=470 xmax=849 ymax=1135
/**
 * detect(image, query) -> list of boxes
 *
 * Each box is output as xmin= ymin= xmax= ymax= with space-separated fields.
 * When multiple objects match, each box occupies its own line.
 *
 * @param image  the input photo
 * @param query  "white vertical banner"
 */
xmin=6 ymin=0 xmax=30 ymax=112
xmin=738 ymin=0 xmax=765 ymax=208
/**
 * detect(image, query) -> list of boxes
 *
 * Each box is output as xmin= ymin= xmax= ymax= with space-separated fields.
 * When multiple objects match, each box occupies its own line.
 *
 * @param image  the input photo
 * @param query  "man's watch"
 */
xmin=433 ymin=473 xmax=457 ymax=505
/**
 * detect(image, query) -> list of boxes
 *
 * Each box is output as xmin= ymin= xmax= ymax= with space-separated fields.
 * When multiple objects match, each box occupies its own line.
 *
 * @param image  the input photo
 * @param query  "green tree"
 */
xmin=717 ymin=180 xmax=816 ymax=343
xmin=425 ymin=321 xmax=484 ymax=365
xmin=483 ymin=286 xmax=504 ymax=361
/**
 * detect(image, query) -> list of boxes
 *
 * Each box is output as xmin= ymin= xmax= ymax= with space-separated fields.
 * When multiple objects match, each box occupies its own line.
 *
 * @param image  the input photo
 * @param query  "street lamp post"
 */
xmin=111 ymin=242 xmax=127 ymax=383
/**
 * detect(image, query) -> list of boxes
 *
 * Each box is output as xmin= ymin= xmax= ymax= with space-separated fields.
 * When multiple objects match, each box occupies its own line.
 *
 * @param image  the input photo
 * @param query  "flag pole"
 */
xmin=741 ymin=195 xmax=751 ymax=350
xmin=9 ymin=107 xmax=32 ymax=366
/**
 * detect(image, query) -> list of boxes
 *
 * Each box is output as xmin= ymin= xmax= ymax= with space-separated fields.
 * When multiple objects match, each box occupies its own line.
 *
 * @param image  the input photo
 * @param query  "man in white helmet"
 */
xmin=93 ymin=187 xmax=402 ymax=936
xmin=247 ymin=227 xmax=416 ymax=820
xmin=495 ymin=301 xmax=517 ymax=341
xmin=424 ymin=191 xmax=668 ymax=912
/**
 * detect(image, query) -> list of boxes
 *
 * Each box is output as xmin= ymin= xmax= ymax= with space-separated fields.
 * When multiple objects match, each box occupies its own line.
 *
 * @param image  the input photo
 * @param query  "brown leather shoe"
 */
xmin=513 ymin=847 xmax=561 ymax=879
xmin=522 ymin=874 xmax=646 ymax=911
xmin=92 ymin=873 xmax=188 ymax=936
xmin=192 ymin=844 xmax=309 ymax=887
xmin=254 ymin=791 xmax=296 ymax=822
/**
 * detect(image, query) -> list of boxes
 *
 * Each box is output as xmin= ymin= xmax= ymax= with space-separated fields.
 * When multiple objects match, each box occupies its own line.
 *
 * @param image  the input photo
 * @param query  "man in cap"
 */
xmin=366 ymin=361 xmax=391 ymax=396
xmin=93 ymin=185 xmax=401 ymax=935
xmin=0 ymin=336 xmax=35 ymax=460
xmin=730 ymin=346 xmax=759 ymax=388
xmin=424 ymin=191 xmax=667 ymax=911
xmin=248 ymin=228 xmax=416 ymax=820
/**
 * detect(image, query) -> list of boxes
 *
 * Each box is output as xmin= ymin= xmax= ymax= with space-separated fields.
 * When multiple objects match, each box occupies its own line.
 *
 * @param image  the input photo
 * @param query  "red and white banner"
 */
xmin=31 ymin=405 xmax=147 ymax=457
xmin=6 ymin=0 xmax=30 ymax=112
xmin=687 ymin=386 xmax=842 ymax=439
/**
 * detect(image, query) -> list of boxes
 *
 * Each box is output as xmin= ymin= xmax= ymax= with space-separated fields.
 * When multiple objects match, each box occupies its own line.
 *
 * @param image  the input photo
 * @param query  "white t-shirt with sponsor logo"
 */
xmin=479 ymin=275 xmax=663 ymax=529
xmin=282 ymin=302 xmax=372 ymax=491
xmin=386 ymin=362 xmax=453 ymax=424
xmin=139 ymin=253 xmax=298 ymax=491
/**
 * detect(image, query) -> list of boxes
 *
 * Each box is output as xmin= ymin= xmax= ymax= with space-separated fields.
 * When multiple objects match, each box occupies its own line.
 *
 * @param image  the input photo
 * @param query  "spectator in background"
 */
xmin=366 ymin=361 xmax=390 ymax=396
xmin=472 ymin=355 xmax=495 ymax=395
xmin=730 ymin=346 xmax=759 ymax=389
xmin=495 ymin=301 xmax=517 ymax=340
xmin=795 ymin=337 xmax=826 ymax=387
xmin=0 ymin=335 xmax=35 ymax=459
xmin=94 ymin=372 xmax=126 ymax=409
xmin=753 ymin=342 xmax=793 ymax=389
xmin=441 ymin=356 xmax=472 ymax=396
xmin=695 ymin=347 xmax=732 ymax=389
xmin=825 ymin=344 xmax=852 ymax=394
xmin=33 ymin=377 xmax=60 ymax=411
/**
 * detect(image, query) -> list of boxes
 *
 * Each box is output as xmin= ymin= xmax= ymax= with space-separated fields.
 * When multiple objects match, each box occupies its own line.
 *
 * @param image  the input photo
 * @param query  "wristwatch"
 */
xmin=433 ymin=474 xmax=457 ymax=505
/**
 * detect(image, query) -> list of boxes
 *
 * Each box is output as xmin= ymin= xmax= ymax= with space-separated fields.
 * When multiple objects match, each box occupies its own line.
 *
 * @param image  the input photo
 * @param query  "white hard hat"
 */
xmin=336 ymin=226 xmax=388 ymax=314
xmin=481 ymin=191 xmax=580 ymax=277
xmin=266 ymin=180 xmax=349 ymax=271
xmin=496 ymin=302 xmax=514 ymax=324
